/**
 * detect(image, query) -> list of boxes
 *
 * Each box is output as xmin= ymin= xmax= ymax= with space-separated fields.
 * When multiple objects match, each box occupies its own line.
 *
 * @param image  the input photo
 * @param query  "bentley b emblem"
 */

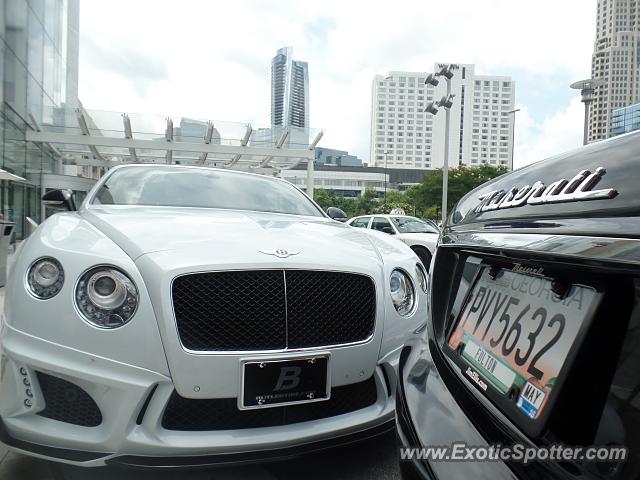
xmin=259 ymin=248 xmax=301 ymax=258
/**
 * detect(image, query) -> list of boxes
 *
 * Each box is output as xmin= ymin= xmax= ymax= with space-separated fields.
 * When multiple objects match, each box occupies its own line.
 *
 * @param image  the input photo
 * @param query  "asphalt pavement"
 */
xmin=0 ymin=430 xmax=400 ymax=480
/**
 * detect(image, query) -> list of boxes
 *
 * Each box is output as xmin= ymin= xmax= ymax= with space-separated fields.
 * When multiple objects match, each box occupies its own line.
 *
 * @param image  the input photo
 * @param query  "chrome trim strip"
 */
xmin=169 ymin=268 xmax=378 ymax=356
xmin=441 ymin=231 xmax=640 ymax=264
xmin=282 ymin=270 xmax=289 ymax=348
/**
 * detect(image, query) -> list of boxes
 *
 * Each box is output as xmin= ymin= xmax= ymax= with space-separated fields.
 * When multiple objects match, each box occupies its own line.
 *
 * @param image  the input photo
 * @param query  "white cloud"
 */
xmin=514 ymin=97 xmax=585 ymax=169
xmin=78 ymin=0 xmax=597 ymax=166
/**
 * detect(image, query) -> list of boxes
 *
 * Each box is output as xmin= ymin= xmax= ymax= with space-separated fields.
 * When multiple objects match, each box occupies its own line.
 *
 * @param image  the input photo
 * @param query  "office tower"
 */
xmin=588 ymin=0 xmax=640 ymax=142
xmin=271 ymin=47 xmax=309 ymax=128
xmin=370 ymin=64 xmax=515 ymax=170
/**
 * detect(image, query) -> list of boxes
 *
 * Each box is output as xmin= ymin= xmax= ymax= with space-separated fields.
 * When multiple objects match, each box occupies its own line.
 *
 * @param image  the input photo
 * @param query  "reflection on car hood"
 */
xmin=451 ymin=130 xmax=640 ymax=230
xmin=81 ymin=206 xmax=384 ymax=264
xmin=396 ymin=232 xmax=439 ymax=242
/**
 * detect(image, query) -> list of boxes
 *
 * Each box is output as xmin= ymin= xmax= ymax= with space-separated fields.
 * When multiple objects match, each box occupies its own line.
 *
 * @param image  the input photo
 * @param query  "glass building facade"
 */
xmin=611 ymin=103 xmax=640 ymax=136
xmin=0 ymin=0 xmax=80 ymax=239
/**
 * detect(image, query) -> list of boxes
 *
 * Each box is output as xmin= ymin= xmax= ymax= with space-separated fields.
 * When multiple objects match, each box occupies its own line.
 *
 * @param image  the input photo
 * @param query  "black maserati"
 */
xmin=397 ymin=131 xmax=640 ymax=479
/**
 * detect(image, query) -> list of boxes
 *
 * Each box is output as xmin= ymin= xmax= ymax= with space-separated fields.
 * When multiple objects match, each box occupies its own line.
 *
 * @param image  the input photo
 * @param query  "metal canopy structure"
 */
xmin=25 ymin=106 xmax=323 ymax=197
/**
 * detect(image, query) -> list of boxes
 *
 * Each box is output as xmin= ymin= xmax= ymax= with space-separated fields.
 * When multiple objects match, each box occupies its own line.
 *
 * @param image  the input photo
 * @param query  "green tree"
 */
xmin=373 ymin=190 xmax=412 ymax=214
xmin=313 ymin=188 xmax=337 ymax=212
xmin=411 ymin=165 xmax=508 ymax=219
xmin=353 ymin=188 xmax=378 ymax=216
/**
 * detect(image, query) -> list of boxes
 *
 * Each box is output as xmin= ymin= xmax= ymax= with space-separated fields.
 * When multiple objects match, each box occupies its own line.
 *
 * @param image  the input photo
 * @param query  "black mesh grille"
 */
xmin=286 ymin=270 xmax=376 ymax=348
xmin=173 ymin=270 xmax=287 ymax=351
xmin=36 ymin=372 xmax=102 ymax=427
xmin=161 ymin=376 xmax=378 ymax=431
xmin=172 ymin=270 xmax=376 ymax=351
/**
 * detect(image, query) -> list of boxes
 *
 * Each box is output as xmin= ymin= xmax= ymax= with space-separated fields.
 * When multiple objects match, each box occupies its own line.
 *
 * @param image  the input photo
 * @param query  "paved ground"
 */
xmin=0 ymin=252 xmax=402 ymax=479
xmin=0 ymin=430 xmax=400 ymax=479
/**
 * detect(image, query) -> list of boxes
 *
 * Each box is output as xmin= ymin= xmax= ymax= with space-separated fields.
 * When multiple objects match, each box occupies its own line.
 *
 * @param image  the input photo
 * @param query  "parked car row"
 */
xmin=2 ymin=131 xmax=638 ymax=479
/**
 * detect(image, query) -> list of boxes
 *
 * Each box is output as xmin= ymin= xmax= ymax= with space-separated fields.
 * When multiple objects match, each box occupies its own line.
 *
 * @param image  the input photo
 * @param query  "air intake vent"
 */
xmin=162 ymin=376 xmax=378 ymax=431
xmin=36 ymin=372 xmax=102 ymax=427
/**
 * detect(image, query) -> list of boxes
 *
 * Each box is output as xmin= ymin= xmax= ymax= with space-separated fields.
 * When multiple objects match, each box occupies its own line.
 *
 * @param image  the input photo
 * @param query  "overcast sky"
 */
xmin=78 ymin=0 xmax=597 ymax=169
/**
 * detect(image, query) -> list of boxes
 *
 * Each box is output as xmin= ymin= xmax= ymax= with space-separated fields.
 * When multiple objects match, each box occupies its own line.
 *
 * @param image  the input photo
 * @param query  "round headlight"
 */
xmin=390 ymin=269 xmax=416 ymax=316
xmin=27 ymin=258 xmax=64 ymax=299
xmin=415 ymin=263 xmax=428 ymax=293
xmin=75 ymin=266 xmax=138 ymax=328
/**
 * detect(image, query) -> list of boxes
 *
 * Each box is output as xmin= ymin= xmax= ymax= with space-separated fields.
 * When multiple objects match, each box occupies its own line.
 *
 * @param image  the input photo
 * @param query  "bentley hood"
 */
xmin=80 ymin=206 xmax=387 ymax=269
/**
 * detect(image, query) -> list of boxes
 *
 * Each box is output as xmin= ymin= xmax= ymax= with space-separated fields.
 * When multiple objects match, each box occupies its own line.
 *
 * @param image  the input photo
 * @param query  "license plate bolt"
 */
xmin=307 ymin=392 xmax=315 ymax=399
xmin=507 ymin=385 xmax=520 ymax=402
xmin=551 ymin=278 xmax=571 ymax=299
xmin=488 ymin=266 xmax=500 ymax=280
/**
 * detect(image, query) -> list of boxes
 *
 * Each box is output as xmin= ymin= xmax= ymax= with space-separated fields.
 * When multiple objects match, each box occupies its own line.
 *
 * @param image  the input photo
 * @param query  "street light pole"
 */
xmin=570 ymin=79 xmax=602 ymax=145
xmin=508 ymin=108 xmax=520 ymax=168
xmin=441 ymin=78 xmax=451 ymax=225
xmin=383 ymin=150 xmax=389 ymax=201
xmin=424 ymin=66 xmax=456 ymax=225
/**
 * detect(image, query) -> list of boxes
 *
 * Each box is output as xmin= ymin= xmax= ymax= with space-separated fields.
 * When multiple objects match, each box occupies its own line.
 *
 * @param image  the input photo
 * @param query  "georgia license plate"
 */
xmin=448 ymin=266 xmax=598 ymax=420
xmin=240 ymin=355 xmax=330 ymax=409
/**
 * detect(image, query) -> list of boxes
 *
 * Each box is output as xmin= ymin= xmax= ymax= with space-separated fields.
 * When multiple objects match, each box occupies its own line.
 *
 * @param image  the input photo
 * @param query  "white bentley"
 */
xmin=0 ymin=164 xmax=427 ymax=467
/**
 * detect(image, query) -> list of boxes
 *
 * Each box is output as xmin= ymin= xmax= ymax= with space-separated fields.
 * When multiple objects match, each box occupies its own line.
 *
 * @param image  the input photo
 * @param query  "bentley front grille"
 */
xmin=172 ymin=270 xmax=376 ymax=351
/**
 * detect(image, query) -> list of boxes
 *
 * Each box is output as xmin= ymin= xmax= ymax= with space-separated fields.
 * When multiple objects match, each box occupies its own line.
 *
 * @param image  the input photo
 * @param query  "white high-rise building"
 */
xmin=588 ymin=0 xmax=640 ymax=142
xmin=370 ymin=64 xmax=515 ymax=170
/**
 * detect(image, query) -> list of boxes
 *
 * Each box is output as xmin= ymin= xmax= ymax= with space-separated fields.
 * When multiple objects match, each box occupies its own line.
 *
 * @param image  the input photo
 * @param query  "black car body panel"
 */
xmin=451 ymin=131 xmax=640 ymax=236
xmin=398 ymin=131 xmax=640 ymax=479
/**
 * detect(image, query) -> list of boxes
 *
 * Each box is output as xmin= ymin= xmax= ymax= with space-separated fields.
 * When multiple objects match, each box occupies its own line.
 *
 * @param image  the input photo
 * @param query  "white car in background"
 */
xmin=0 ymin=164 xmax=428 ymax=467
xmin=347 ymin=214 xmax=439 ymax=269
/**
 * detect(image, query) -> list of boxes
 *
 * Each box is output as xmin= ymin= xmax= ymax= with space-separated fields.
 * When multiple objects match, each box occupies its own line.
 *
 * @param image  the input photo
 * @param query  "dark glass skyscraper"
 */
xmin=271 ymin=47 xmax=309 ymax=128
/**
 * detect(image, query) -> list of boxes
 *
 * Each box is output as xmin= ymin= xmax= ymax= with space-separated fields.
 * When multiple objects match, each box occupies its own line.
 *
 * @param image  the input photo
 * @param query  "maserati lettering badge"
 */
xmin=475 ymin=167 xmax=618 ymax=214
xmin=258 ymin=248 xmax=300 ymax=258
xmin=512 ymin=263 xmax=544 ymax=277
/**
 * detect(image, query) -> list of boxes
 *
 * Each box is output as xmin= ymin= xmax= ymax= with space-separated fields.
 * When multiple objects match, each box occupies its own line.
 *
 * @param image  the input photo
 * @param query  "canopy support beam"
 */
xmin=122 ymin=114 xmax=139 ymax=162
xmin=76 ymin=108 xmax=106 ymax=162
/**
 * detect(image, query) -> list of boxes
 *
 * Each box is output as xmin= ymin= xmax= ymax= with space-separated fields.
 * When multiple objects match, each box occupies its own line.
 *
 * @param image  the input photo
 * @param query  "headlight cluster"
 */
xmin=389 ymin=269 xmax=416 ymax=316
xmin=27 ymin=258 xmax=64 ymax=299
xmin=75 ymin=266 xmax=138 ymax=329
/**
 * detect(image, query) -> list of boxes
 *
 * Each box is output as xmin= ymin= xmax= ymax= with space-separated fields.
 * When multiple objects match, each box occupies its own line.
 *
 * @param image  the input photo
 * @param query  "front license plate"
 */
xmin=241 ymin=355 xmax=330 ymax=409
xmin=448 ymin=267 xmax=598 ymax=420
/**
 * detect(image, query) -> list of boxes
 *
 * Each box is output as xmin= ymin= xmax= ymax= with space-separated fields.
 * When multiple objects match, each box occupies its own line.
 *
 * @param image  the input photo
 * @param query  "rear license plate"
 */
xmin=448 ymin=266 xmax=598 ymax=420
xmin=241 ymin=355 xmax=330 ymax=409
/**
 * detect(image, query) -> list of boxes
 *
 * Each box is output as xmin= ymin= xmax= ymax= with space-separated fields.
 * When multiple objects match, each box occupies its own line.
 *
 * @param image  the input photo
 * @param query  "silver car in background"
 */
xmin=347 ymin=214 xmax=439 ymax=269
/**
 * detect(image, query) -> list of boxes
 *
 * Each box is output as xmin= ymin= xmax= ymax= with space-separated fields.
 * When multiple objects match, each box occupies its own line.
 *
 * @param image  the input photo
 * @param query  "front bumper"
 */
xmin=0 ymin=323 xmax=396 ymax=467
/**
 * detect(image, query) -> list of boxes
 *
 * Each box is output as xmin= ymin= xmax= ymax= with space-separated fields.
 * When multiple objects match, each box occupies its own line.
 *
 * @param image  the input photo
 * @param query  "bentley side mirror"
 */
xmin=326 ymin=207 xmax=347 ymax=222
xmin=42 ymin=189 xmax=76 ymax=211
